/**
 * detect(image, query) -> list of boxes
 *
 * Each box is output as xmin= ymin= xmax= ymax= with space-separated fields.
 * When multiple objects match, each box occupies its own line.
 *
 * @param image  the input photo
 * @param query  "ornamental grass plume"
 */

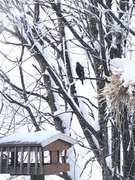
xmin=101 ymin=74 xmax=135 ymax=110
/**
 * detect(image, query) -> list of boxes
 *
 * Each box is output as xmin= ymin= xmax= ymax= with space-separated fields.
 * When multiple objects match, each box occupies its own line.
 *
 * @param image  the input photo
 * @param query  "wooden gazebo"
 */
xmin=0 ymin=131 xmax=76 ymax=176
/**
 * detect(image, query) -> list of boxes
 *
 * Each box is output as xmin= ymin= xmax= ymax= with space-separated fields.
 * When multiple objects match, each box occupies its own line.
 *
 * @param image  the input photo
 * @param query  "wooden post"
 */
xmin=0 ymin=147 xmax=3 ymax=173
xmin=50 ymin=151 xmax=58 ymax=164
xmin=13 ymin=147 xmax=17 ymax=174
xmin=27 ymin=146 xmax=31 ymax=174
xmin=39 ymin=147 xmax=43 ymax=174
xmin=31 ymin=175 xmax=44 ymax=180
xmin=20 ymin=147 xmax=24 ymax=174
xmin=6 ymin=147 xmax=10 ymax=172
xmin=34 ymin=147 xmax=38 ymax=174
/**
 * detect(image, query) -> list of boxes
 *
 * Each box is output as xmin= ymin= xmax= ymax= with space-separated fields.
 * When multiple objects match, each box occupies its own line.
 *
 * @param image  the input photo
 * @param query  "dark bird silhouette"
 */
xmin=76 ymin=62 xmax=85 ymax=85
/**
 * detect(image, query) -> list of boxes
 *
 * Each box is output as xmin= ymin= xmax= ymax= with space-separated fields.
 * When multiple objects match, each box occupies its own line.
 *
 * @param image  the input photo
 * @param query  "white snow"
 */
xmin=0 ymin=131 xmax=59 ymax=144
xmin=106 ymin=155 xmax=112 ymax=170
xmin=78 ymin=97 xmax=92 ymax=124
xmin=121 ymin=61 xmax=135 ymax=86
xmin=110 ymin=58 xmax=129 ymax=74
xmin=110 ymin=58 xmax=135 ymax=87
xmin=91 ymin=134 xmax=99 ymax=149
xmin=0 ymin=131 xmax=77 ymax=146
xmin=91 ymin=120 xmax=100 ymax=131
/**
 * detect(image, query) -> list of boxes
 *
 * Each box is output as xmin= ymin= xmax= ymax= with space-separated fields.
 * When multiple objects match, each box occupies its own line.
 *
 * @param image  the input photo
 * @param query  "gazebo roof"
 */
xmin=0 ymin=131 xmax=77 ymax=147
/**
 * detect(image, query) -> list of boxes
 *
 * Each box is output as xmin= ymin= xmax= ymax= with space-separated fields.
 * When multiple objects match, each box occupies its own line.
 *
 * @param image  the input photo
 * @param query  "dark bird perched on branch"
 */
xmin=76 ymin=62 xmax=85 ymax=85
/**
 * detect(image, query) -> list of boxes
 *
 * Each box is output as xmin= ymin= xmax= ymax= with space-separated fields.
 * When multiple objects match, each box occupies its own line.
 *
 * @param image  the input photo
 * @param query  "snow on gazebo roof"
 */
xmin=0 ymin=131 xmax=77 ymax=147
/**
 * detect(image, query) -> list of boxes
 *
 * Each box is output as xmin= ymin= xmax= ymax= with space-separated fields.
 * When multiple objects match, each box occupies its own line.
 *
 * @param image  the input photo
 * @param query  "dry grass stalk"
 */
xmin=101 ymin=74 xmax=135 ymax=110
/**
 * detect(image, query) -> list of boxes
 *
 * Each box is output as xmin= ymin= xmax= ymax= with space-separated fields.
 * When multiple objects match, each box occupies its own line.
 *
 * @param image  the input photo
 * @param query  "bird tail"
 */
xmin=81 ymin=80 xmax=83 ymax=85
